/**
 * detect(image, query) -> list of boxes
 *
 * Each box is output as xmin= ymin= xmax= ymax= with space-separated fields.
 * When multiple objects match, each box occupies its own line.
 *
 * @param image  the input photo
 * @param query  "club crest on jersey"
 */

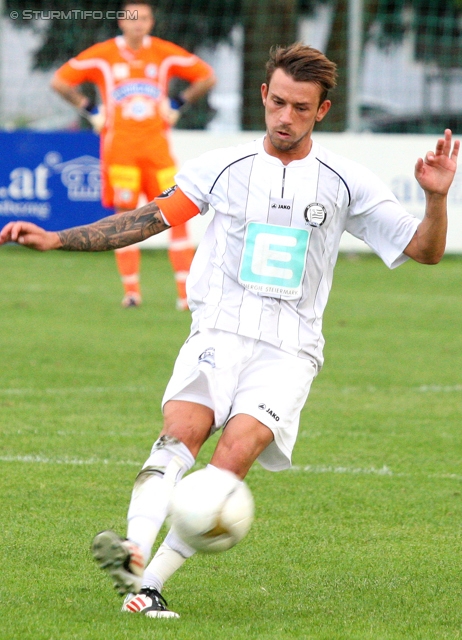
xmin=304 ymin=202 xmax=327 ymax=227
xmin=157 ymin=185 xmax=177 ymax=199
xmin=145 ymin=63 xmax=157 ymax=79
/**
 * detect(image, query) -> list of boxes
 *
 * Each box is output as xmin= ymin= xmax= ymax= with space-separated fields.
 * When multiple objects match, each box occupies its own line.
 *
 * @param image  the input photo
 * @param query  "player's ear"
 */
xmin=316 ymin=99 xmax=331 ymax=122
xmin=261 ymin=83 xmax=268 ymax=106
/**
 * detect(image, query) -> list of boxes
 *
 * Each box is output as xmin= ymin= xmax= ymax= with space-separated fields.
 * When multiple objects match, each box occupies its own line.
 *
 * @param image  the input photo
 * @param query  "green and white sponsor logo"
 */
xmin=239 ymin=222 xmax=310 ymax=299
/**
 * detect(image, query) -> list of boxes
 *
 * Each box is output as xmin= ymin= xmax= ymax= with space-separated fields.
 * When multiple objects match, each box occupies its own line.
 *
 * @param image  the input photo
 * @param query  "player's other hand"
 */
xmin=159 ymin=95 xmax=186 ymax=126
xmin=0 ymin=221 xmax=61 ymax=251
xmin=81 ymin=101 xmax=106 ymax=133
xmin=415 ymin=129 xmax=460 ymax=196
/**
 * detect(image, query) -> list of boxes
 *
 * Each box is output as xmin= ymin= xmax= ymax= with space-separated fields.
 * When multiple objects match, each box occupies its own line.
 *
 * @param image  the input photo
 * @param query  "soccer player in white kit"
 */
xmin=0 ymin=43 xmax=459 ymax=618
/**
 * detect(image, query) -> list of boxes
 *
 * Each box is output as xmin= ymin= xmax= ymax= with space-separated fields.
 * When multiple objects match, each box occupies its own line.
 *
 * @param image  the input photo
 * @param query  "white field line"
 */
xmin=287 ymin=466 xmax=462 ymax=482
xmin=0 ymin=455 xmax=141 ymax=466
xmin=2 ymin=456 xmax=462 ymax=482
xmin=417 ymin=385 xmax=462 ymax=392
xmin=0 ymin=385 xmax=150 ymax=396
xmin=315 ymin=385 xmax=462 ymax=394
xmin=289 ymin=464 xmax=395 ymax=476
xmin=1 ymin=384 xmax=461 ymax=397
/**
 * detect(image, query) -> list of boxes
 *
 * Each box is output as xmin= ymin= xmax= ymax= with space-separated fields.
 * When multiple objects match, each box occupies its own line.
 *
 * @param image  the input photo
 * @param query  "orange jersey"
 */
xmin=55 ymin=35 xmax=213 ymax=146
xmin=55 ymin=36 xmax=213 ymax=208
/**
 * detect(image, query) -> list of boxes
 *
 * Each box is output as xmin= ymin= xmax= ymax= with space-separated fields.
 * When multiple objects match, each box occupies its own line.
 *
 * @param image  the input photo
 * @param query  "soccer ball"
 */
xmin=170 ymin=468 xmax=254 ymax=553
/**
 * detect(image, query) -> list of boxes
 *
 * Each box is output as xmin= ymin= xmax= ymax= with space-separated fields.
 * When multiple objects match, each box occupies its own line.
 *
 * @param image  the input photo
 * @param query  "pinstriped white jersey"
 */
xmin=176 ymin=137 xmax=419 ymax=367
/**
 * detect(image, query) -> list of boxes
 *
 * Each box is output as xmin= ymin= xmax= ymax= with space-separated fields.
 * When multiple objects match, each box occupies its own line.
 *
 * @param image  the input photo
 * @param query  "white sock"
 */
xmin=126 ymin=436 xmax=194 ymax=563
xmin=142 ymin=529 xmax=196 ymax=592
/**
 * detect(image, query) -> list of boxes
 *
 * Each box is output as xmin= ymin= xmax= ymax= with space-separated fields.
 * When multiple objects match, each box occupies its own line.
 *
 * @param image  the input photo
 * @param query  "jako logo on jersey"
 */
xmin=258 ymin=403 xmax=280 ymax=421
xmin=271 ymin=203 xmax=290 ymax=210
xmin=198 ymin=347 xmax=216 ymax=368
xmin=304 ymin=202 xmax=327 ymax=227
xmin=157 ymin=185 xmax=177 ymax=199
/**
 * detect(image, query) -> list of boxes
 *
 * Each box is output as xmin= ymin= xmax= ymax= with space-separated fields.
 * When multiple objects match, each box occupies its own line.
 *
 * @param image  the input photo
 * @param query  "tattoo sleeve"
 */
xmin=57 ymin=201 xmax=169 ymax=251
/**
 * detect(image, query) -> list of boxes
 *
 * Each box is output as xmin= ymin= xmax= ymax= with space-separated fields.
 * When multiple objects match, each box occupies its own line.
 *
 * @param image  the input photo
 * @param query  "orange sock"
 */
xmin=168 ymin=223 xmax=195 ymax=309
xmin=115 ymin=246 xmax=141 ymax=301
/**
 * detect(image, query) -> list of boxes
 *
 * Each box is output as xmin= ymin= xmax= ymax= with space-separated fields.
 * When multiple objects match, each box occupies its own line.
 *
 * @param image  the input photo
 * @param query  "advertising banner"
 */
xmin=0 ymin=131 xmax=106 ymax=231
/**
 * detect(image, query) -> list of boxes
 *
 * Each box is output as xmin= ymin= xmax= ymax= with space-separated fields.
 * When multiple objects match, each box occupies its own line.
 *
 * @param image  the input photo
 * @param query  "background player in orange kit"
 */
xmin=51 ymin=0 xmax=216 ymax=308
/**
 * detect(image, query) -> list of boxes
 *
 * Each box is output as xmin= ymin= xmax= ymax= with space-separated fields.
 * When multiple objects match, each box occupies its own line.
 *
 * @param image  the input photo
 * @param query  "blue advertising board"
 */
xmin=0 ymin=131 xmax=107 ymax=231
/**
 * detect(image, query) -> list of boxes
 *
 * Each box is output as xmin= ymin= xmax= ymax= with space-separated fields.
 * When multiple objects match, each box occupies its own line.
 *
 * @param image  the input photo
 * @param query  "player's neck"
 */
xmin=263 ymin=134 xmax=313 ymax=165
xmin=123 ymin=34 xmax=145 ymax=51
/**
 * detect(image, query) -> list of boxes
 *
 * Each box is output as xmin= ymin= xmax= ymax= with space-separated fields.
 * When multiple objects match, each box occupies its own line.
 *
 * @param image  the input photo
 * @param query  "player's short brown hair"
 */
xmin=266 ymin=43 xmax=337 ymax=104
xmin=120 ymin=0 xmax=154 ymax=11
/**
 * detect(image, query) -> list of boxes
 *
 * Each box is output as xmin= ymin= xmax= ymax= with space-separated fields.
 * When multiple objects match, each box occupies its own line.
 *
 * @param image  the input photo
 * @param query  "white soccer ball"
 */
xmin=170 ymin=468 xmax=254 ymax=553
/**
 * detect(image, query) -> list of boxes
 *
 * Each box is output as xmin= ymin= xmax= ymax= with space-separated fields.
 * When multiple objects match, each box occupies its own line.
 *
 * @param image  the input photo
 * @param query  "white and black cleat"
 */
xmin=122 ymin=587 xmax=180 ymax=618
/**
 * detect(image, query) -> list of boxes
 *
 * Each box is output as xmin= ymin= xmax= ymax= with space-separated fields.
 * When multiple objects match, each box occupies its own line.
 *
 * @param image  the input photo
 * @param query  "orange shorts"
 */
xmin=101 ymin=134 xmax=177 ymax=210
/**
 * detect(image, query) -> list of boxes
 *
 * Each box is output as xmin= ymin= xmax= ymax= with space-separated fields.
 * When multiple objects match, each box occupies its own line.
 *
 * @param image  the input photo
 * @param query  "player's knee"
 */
xmin=212 ymin=436 xmax=265 ymax=478
xmin=223 ymin=417 xmax=274 ymax=451
xmin=162 ymin=401 xmax=214 ymax=456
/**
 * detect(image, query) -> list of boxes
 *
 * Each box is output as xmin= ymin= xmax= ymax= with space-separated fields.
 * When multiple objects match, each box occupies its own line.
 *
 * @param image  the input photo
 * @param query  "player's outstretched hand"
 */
xmin=0 ymin=221 xmax=61 ymax=251
xmin=415 ymin=129 xmax=460 ymax=196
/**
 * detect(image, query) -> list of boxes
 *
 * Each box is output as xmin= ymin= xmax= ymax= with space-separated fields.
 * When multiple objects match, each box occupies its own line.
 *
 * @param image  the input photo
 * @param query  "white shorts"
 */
xmin=162 ymin=329 xmax=317 ymax=471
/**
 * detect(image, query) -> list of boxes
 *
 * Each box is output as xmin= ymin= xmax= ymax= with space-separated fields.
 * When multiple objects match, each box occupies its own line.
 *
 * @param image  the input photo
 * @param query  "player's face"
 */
xmin=118 ymin=5 xmax=154 ymax=40
xmin=262 ymin=68 xmax=331 ymax=162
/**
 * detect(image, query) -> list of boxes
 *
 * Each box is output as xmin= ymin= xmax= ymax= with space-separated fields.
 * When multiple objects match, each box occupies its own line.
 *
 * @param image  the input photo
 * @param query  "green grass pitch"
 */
xmin=1 ymin=246 xmax=462 ymax=639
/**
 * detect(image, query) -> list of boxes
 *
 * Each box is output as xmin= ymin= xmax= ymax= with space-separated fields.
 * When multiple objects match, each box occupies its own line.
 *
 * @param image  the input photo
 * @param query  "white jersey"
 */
xmin=175 ymin=137 xmax=419 ymax=368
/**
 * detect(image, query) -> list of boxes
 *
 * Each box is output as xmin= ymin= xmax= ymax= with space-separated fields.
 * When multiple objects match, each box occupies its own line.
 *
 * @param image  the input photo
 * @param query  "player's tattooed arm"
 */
xmin=58 ymin=201 xmax=169 ymax=251
xmin=0 ymin=202 xmax=169 ymax=251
